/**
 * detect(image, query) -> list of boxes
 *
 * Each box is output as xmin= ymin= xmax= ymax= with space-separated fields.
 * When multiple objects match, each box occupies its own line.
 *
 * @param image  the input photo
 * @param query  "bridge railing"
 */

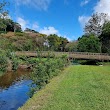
xmin=69 ymin=52 xmax=109 ymax=56
xmin=14 ymin=51 xmax=110 ymax=60
xmin=15 ymin=51 xmax=110 ymax=56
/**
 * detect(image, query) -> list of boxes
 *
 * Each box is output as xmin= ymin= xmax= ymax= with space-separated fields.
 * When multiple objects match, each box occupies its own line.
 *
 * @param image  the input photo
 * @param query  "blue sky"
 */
xmin=5 ymin=0 xmax=110 ymax=41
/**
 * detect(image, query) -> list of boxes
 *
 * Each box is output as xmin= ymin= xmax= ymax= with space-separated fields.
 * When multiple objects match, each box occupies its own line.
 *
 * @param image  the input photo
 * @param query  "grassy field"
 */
xmin=19 ymin=65 xmax=110 ymax=110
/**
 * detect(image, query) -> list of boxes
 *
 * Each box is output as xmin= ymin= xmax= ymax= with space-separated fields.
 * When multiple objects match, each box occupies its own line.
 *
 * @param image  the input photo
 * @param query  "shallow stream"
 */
xmin=0 ymin=69 xmax=32 ymax=110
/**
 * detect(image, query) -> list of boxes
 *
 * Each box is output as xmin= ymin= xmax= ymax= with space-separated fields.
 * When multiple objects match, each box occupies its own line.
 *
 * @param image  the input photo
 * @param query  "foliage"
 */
xmin=0 ymin=49 xmax=19 ymax=74
xmin=29 ymin=53 xmax=69 ymax=97
xmin=0 ymin=50 xmax=8 ymax=73
xmin=35 ymin=35 xmax=47 ymax=50
xmin=11 ymin=56 xmax=19 ymax=71
xmin=0 ymin=0 xmax=22 ymax=33
xmin=99 ymin=22 xmax=110 ymax=53
xmin=65 ymin=41 xmax=78 ymax=52
xmin=47 ymin=34 xmax=69 ymax=51
xmin=78 ymin=34 xmax=101 ymax=53
xmin=85 ymin=13 xmax=108 ymax=36
xmin=0 ymin=18 xmax=22 ymax=32
xmin=5 ymin=50 xmax=19 ymax=71
xmin=0 ymin=35 xmax=13 ymax=50
xmin=14 ymin=32 xmax=25 ymax=36
xmin=0 ymin=0 xmax=9 ymax=32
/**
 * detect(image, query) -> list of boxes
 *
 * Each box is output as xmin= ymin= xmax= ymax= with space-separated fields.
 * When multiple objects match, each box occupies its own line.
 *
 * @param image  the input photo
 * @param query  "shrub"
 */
xmin=14 ymin=32 xmax=25 ymax=36
xmin=29 ymin=53 xmax=69 ymax=97
xmin=6 ymin=50 xmax=19 ymax=71
xmin=0 ymin=50 xmax=8 ymax=73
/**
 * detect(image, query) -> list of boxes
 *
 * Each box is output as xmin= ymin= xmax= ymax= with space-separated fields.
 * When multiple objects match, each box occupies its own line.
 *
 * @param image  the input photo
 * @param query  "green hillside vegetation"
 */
xmin=0 ymin=32 xmax=69 ymax=51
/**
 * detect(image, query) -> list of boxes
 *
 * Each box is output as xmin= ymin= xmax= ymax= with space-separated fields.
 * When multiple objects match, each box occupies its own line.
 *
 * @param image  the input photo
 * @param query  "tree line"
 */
xmin=0 ymin=1 xmax=110 ymax=53
xmin=67 ymin=13 xmax=110 ymax=54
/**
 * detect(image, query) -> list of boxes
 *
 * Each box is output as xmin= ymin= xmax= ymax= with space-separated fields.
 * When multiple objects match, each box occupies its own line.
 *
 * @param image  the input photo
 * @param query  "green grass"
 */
xmin=19 ymin=65 xmax=110 ymax=110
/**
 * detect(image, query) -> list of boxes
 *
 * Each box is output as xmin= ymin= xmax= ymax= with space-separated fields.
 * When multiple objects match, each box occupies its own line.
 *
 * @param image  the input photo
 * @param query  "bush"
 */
xmin=9 ymin=52 xmax=19 ymax=71
xmin=29 ymin=53 xmax=69 ymax=97
xmin=6 ymin=50 xmax=19 ymax=71
xmin=0 ymin=50 xmax=8 ymax=73
xmin=14 ymin=32 xmax=25 ymax=36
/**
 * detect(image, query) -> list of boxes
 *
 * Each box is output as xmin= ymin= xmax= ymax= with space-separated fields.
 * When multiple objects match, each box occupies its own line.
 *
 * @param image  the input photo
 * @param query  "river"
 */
xmin=0 ymin=69 xmax=32 ymax=110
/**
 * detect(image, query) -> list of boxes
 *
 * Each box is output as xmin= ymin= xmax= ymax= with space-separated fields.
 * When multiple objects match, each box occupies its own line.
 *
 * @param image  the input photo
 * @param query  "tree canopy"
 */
xmin=47 ymin=34 xmax=69 ymax=51
xmin=77 ymin=12 xmax=110 ymax=54
xmin=78 ymin=34 xmax=101 ymax=53
xmin=85 ymin=13 xmax=109 ymax=36
xmin=99 ymin=21 xmax=110 ymax=53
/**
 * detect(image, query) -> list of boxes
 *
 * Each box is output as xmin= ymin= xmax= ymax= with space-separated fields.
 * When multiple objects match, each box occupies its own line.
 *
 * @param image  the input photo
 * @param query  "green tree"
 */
xmin=59 ymin=37 xmax=69 ymax=51
xmin=65 ymin=41 xmax=78 ymax=52
xmin=99 ymin=22 xmax=110 ymax=53
xmin=78 ymin=34 xmax=101 ymax=53
xmin=47 ymin=34 xmax=61 ymax=51
xmin=47 ymin=34 xmax=68 ymax=51
xmin=6 ymin=19 xmax=22 ymax=32
xmin=0 ymin=0 xmax=9 ymax=32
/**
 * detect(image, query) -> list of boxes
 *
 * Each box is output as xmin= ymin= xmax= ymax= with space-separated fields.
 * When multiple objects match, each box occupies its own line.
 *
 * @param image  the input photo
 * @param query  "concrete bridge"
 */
xmin=15 ymin=51 xmax=110 ymax=61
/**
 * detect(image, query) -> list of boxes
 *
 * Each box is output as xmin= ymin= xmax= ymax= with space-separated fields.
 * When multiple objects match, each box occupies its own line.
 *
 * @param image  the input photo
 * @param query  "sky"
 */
xmin=5 ymin=0 xmax=110 ymax=41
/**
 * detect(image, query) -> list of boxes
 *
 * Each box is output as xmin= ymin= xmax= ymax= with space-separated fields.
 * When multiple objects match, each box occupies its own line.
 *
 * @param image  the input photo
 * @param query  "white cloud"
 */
xmin=80 ymin=0 xmax=90 ymax=6
xmin=32 ymin=23 xmax=39 ymax=30
xmin=17 ymin=17 xmax=40 ymax=31
xmin=15 ymin=0 xmax=51 ymax=11
xmin=94 ymin=0 xmax=110 ymax=16
xmin=40 ymin=26 xmax=58 ymax=36
xmin=39 ymin=26 xmax=71 ymax=41
xmin=78 ymin=16 xmax=90 ymax=27
xmin=17 ymin=17 xmax=28 ymax=30
xmin=79 ymin=0 xmax=110 ymax=28
xmin=64 ymin=35 xmax=72 ymax=41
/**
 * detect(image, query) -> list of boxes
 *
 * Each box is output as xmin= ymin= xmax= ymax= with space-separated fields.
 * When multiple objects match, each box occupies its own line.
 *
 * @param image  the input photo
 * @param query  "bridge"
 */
xmin=15 ymin=51 xmax=110 ymax=61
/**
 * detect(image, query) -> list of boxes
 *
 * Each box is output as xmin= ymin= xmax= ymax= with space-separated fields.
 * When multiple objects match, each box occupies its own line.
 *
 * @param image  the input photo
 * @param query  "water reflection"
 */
xmin=0 ymin=69 xmax=32 ymax=110
xmin=0 ymin=69 xmax=31 ymax=89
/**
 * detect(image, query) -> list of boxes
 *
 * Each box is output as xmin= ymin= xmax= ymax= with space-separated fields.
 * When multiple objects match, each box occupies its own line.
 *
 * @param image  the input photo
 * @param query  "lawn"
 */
xmin=19 ymin=65 xmax=110 ymax=110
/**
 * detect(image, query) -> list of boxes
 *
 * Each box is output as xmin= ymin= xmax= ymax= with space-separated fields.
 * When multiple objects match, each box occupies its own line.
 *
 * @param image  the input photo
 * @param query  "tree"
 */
xmin=58 ymin=37 xmax=69 ymax=51
xmin=65 ymin=41 xmax=78 ymax=52
xmin=35 ymin=36 xmax=47 ymax=50
xmin=77 ymin=34 xmax=101 ymax=53
xmin=0 ymin=0 xmax=9 ymax=32
xmin=6 ymin=20 xmax=22 ymax=32
xmin=85 ymin=13 xmax=109 ymax=36
xmin=47 ymin=34 xmax=61 ymax=51
xmin=99 ymin=22 xmax=110 ymax=53
xmin=47 ymin=34 xmax=69 ymax=51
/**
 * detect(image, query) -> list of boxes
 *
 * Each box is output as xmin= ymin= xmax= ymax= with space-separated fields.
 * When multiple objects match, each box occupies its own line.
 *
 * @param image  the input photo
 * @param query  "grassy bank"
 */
xmin=19 ymin=65 xmax=110 ymax=110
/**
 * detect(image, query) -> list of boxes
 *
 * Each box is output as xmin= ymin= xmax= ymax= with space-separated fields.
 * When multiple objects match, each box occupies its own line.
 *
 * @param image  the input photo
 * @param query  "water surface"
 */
xmin=0 ymin=69 xmax=32 ymax=110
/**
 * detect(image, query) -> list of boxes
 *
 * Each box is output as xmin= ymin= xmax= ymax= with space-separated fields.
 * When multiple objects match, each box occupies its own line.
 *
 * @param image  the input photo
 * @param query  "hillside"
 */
xmin=0 ymin=32 xmax=47 ymax=51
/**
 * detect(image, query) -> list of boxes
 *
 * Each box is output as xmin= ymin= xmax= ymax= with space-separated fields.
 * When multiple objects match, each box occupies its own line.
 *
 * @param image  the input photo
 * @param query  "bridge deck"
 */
xmin=15 ymin=51 xmax=110 ymax=61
